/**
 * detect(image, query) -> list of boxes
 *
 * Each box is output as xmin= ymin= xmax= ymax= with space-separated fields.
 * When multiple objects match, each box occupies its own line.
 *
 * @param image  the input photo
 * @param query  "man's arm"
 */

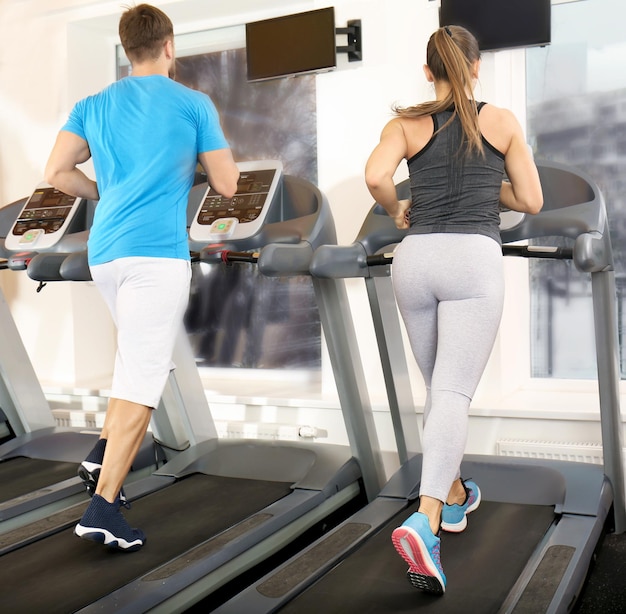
xmin=198 ymin=148 xmax=240 ymax=199
xmin=44 ymin=131 xmax=99 ymax=200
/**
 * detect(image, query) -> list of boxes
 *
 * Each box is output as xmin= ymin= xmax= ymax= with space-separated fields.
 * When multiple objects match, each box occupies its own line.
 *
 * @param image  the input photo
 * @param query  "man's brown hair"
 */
xmin=119 ymin=4 xmax=174 ymax=64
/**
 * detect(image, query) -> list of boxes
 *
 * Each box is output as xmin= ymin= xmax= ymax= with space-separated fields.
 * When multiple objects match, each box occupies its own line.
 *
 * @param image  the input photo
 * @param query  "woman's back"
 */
xmin=396 ymin=102 xmax=514 ymax=160
xmin=404 ymin=104 xmax=505 ymax=243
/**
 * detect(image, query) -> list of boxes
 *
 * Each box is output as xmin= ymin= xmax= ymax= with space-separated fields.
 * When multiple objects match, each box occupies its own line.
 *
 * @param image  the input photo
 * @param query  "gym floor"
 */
xmin=574 ymin=530 xmax=626 ymax=613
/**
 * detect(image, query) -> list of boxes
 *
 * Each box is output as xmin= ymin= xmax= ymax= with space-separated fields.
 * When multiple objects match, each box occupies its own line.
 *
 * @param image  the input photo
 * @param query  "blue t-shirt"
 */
xmin=62 ymin=75 xmax=229 ymax=265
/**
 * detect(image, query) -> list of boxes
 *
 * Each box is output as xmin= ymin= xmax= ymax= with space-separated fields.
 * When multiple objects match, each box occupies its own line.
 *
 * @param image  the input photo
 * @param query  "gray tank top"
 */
xmin=406 ymin=102 xmax=505 ymax=245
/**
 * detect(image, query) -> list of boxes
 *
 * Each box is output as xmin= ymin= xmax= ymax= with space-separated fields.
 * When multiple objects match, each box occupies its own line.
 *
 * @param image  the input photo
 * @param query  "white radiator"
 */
xmin=497 ymin=439 xmax=605 ymax=465
xmin=52 ymin=408 xmax=103 ymax=429
xmin=215 ymin=421 xmax=328 ymax=441
xmin=52 ymin=410 xmax=327 ymax=441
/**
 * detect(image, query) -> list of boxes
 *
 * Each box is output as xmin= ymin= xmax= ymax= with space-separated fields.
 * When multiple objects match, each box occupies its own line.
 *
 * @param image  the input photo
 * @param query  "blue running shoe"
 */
xmin=441 ymin=479 xmax=481 ymax=533
xmin=392 ymin=512 xmax=446 ymax=594
xmin=75 ymin=494 xmax=145 ymax=552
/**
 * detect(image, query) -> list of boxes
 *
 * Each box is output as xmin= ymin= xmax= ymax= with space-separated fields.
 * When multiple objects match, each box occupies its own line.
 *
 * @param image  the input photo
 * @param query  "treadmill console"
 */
xmin=499 ymin=208 xmax=526 ymax=231
xmin=5 ymin=183 xmax=83 ymax=250
xmin=189 ymin=160 xmax=283 ymax=242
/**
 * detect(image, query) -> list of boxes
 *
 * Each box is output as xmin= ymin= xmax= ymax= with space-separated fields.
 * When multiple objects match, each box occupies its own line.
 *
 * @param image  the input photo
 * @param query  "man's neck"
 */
xmin=130 ymin=58 xmax=169 ymax=78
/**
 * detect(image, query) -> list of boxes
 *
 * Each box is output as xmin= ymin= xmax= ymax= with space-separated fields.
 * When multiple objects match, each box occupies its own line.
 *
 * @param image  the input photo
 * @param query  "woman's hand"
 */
xmin=392 ymin=199 xmax=411 ymax=229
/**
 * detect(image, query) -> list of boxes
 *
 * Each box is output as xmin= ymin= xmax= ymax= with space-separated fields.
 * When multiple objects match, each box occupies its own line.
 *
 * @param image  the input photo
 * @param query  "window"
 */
xmin=526 ymin=0 xmax=626 ymax=378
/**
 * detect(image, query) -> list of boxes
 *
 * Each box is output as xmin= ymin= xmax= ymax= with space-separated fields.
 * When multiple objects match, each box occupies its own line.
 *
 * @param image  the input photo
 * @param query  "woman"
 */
xmin=365 ymin=25 xmax=543 ymax=594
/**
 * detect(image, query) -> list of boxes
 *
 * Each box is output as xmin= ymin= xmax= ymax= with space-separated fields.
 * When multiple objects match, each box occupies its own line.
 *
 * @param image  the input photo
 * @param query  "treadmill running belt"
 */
xmin=0 ymin=457 xmax=78 ymax=502
xmin=280 ymin=500 xmax=555 ymax=613
xmin=1 ymin=473 xmax=292 ymax=613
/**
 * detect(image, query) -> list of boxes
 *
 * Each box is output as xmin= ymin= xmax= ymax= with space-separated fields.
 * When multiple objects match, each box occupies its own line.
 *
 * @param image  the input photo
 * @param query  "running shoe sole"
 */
xmin=392 ymin=525 xmax=445 ymax=594
xmin=74 ymin=523 xmax=145 ymax=552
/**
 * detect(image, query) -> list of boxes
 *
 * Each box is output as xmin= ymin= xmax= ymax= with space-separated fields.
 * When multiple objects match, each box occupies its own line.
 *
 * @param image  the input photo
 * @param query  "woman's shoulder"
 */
xmin=478 ymin=102 xmax=518 ymax=128
xmin=394 ymin=115 xmax=436 ymax=158
xmin=393 ymin=114 xmax=434 ymax=136
xmin=478 ymin=102 xmax=521 ymax=151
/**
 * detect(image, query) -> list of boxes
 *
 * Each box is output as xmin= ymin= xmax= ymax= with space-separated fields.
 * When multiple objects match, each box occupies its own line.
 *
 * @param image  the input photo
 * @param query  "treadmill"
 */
xmin=215 ymin=161 xmax=626 ymax=614
xmin=0 ymin=191 xmax=160 ymax=534
xmin=0 ymin=162 xmax=386 ymax=613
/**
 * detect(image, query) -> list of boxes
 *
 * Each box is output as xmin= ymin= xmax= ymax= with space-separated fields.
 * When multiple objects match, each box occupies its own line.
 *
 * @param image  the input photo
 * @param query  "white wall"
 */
xmin=0 ymin=0 xmax=618 ymax=450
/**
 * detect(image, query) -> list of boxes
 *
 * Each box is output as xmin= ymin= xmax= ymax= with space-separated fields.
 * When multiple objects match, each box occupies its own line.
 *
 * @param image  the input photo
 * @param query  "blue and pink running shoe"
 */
xmin=392 ymin=511 xmax=446 ymax=594
xmin=441 ymin=479 xmax=481 ymax=533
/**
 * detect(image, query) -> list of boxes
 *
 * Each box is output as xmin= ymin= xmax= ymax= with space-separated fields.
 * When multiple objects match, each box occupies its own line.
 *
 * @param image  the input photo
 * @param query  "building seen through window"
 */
xmin=526 ymin=0 xmax=626 ymax=378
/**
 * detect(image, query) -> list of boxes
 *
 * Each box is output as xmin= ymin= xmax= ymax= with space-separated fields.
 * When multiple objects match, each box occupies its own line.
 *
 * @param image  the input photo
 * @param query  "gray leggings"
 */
xmin=392 ymin=233 xmax=504 ymax=503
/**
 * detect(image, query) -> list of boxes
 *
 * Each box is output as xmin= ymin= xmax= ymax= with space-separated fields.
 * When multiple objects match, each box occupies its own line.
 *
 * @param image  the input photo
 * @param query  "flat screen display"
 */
xmin=246 ymin=7 xmax=337 ymax=81
xmin=440 ymin=0 xmax=551 ymax=52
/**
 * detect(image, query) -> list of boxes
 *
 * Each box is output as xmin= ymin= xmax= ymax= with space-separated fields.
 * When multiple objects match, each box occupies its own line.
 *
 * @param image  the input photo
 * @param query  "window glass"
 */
xmin=526 ymin=0 xmax=626 ymax=378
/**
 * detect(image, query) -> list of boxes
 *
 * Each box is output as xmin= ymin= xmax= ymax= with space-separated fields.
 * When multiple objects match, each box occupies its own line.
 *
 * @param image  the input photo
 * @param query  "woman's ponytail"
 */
xmin=394 ymin=25 xmax=483 ymax=156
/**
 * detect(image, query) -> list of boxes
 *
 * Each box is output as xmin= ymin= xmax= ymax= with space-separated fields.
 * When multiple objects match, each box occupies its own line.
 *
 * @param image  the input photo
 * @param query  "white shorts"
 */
xmin=90 ymin=257 xmax=191 ymax=408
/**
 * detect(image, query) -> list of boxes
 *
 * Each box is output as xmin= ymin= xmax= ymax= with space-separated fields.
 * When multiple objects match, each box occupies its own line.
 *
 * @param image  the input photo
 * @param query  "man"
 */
xmin=45 ymin=4 xmax=239 ymax=551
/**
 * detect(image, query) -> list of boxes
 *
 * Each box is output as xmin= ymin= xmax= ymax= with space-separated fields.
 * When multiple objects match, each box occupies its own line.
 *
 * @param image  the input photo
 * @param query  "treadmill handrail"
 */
xmin=341 ymin=161 xmax=612 ymax=272
xmin=0 ymin=199 xmax=27 ymax=260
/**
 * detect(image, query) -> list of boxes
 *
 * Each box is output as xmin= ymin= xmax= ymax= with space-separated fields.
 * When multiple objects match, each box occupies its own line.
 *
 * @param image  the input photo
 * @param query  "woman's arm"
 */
xmin=365 ymin=119 xmax=411 ymax=229
xmin=499 ymin=110 xmax=543 ymax=214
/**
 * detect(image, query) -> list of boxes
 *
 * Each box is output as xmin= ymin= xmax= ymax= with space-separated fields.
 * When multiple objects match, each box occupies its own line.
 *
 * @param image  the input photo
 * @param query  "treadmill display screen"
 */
xmin=195 ymin=169 xmax=278 ymax=227
xmin=11 ymin=187 xmax=78 ymax=236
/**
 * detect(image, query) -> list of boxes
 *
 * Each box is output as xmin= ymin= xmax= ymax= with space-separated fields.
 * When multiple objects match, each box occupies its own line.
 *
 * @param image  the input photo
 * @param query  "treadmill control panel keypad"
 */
xmin=6 ymin=184 xmax=83 ymax=250
xmin=190 ymin=160 xmax=283 ymax=243
xmin=12 ymin=188 xmax=77 ymax=237
xmin=195 ymin=169 xmax=277 ymax=227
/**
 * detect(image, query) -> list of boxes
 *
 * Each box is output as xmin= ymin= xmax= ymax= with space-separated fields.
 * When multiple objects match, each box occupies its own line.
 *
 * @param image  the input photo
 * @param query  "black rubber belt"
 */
xmin=279 ymin=500 xmax=555 ymax=613
xmin=1 ymin=473 xmax=292 ymax=613
xmin=0 ymin=457 xmax=78 ymax=502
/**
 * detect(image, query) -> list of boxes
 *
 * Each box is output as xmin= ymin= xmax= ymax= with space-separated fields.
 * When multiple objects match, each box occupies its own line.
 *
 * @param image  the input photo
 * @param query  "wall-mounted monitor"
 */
xmin=440 ymin=0 xmax=551 ymax=52
xmin=246 ymin=7 xmax=337 ymax=82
